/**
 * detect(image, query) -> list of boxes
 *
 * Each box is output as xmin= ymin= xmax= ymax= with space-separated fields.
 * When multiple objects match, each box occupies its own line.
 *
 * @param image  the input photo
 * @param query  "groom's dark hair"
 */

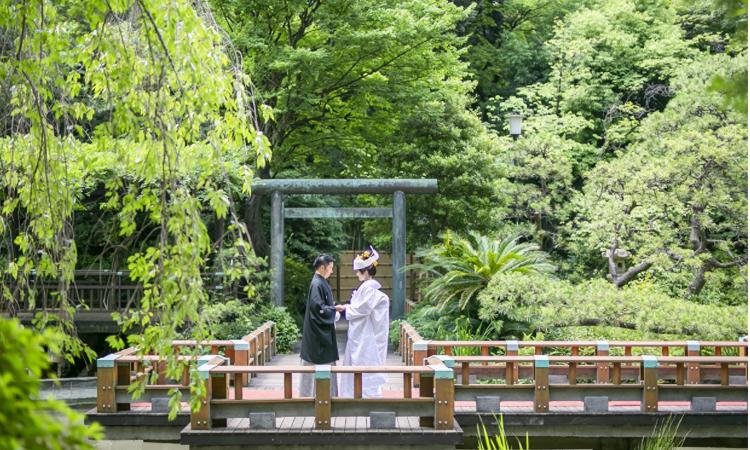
xmin=313 ymin=254 xmax=335 ymax=270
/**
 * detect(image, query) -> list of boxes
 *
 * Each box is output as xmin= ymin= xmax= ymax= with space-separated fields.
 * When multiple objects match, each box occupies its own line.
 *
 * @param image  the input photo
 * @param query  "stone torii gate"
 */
xmin=252 ymin=179 xmax=438 ymax=319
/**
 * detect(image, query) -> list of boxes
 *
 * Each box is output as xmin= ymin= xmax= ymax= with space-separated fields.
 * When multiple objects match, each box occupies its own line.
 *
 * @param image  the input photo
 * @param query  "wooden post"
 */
xmin=481 ymin=345 xmax=489 ymax=366
xmin=157 ymin=360 xmax=167 ymax=385
xmin=596 ymin=341 xmax=610 ymax=384
xmin=96 ymin=354 xmax=117 ymax=413
xmin=232 ymin=340 xmax=250 ymax=387
xmin=433 ymin=365 xmax=454 ymax=430
xmin=399 ymin=325 xmax=405 ymax=361
xmin=720 ymin=363 xmax=729 ymax=386
xmin=403 ymin=373 xmax=412 ymax=398
xmin=314 ymin=365 xmax=332 ymax=430
xmin=413 ymin=340 xmax=429 ymax=387
xmin=257 ymin=331 xmax=266 ymax=366
xmin=686 ymin=341 xmax=700 ymax=384
xmin=192 ymin=358 xmax=215 ymax=430
xmin=116 ymin=362 xmax=131 ymax=411
xmin=283 ymin=372 xmax=293 ymax=399
xmin=613 ymin=362 xmax=621 ymax=385
xmin=506 ymin=340 xmax=518 ymax=385
xmin=534 ymin=355 xmax=549 ymax=413
xmin=419 ymin=369 xmax=434 ymax=427
xmin=271 ymin=321 xmax=277 ymax=356
xmin=739 ymin=337 xmax=748 ymax=381
xmin=354 ymin=372 xmax=363 ymax=399
xmin=211 ymin=371 xmax=228 ymax=428
xmin=569 ymin=346 xmax=578 ymax=385
xmin=642 ymin=356 xmax=658 ymax=413
xmin=676 ymin=362 xmax=685 ymax=386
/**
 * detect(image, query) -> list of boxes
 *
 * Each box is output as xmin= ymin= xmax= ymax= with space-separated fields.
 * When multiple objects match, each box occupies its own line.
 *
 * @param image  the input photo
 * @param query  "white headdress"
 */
xmin=353 ymin=245 xmax=379 ymax=271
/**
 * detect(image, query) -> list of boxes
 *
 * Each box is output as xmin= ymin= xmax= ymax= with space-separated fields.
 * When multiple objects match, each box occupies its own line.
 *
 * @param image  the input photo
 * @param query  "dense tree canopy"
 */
xmin=0 ymin=0 xmax=747 ymax=444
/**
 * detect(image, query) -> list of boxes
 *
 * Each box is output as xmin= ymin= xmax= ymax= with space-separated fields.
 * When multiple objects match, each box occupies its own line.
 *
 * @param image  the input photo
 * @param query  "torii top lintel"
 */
xmin=252 ymin=178 xmax=438 ymax=195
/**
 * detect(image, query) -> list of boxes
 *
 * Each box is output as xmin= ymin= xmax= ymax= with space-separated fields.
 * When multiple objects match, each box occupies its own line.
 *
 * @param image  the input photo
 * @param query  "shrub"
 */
xmin=284 ymin=257 xmax=312 ymax=328
xmin=413 ymin=231 xmax=554 ymax=313
xmin=256 ymin=305 xmax=300 ymax=354
xmin=0 ymin=318 xmax=102 ymax=449
xmin=203 ymin=298 xmax=259 ymax=340
xmin=478 ymin=272 xmax=747 ymax=340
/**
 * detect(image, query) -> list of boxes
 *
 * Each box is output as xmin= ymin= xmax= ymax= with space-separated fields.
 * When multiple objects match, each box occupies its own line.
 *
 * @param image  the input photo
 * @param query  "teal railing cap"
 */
xmin=533 ymin=355 xmax=549 ymax=368
xmin=686 ymin=340 xmax=700 ymax=351
xmin=315 ymin=365 xmax=332 ymax=379
xmin=429 ymin=364 xmax=454 ymax=379
xmin=97 ymin=353 xmax=118 ymax=368
xmin=412 ymin=340 xmax=431 ymax=351
xmin=596 ymin=340 xmax=609 ymax=351
xmin=432 ymin=355 xmax=455 ymax=368
xmin=642 ymin=355 xmax=659 ymax=368
xmin=505 ymin=340 xmax=519 ymax=351
xmin=231 ymin=339 xmax=250 ymax=351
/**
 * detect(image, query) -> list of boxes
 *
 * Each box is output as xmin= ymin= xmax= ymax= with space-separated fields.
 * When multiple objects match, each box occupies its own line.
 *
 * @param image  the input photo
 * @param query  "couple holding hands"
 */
xmin=298 ymin=247 xmax=390 ymax=398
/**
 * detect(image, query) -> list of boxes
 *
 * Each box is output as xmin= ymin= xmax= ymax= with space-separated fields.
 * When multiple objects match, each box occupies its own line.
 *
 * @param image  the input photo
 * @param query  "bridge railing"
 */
xmin=2 ymin=270 xmax=239 ymax=314
xmin=96 ymin=321 xmax=276 ymax=413
xmin=399 ymin=322 xmax=749 ymax=387
xmin=448 ymin=354 xmax=748 ymax=413
xmin=193 ymin=358 xmax=456 ymax=431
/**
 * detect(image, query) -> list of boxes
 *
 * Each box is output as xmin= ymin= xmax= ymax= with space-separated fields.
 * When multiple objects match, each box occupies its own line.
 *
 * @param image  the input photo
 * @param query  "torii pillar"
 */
xmin=252 ymin=179 xmax=438 ymax=319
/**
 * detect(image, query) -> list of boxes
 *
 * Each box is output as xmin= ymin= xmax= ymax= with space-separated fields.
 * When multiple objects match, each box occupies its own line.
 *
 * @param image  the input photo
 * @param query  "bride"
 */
xmin=336 ymin=246 xmax=390 ymax=398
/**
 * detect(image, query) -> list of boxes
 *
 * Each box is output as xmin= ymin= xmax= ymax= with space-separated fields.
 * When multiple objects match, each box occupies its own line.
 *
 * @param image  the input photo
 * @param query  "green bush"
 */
xmin=256 ymin=305 xmax=300 ymax=354
xmin=0 ymin=318 xmax=102 ymax=449
xmin=203 ymin=298 xmax=259 ymax=340
xmin=202 ymin=300 xmax=300 ymax=354
xmin=284 ymin=257 xmax=312 ymax=328
xmin=478 ymin=272 xmax=748 ymax=340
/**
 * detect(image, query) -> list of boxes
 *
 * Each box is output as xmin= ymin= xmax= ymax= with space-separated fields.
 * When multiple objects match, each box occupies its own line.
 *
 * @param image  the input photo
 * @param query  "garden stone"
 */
xmin=369 ymin=411 xmax=396 ymax=429
xmin=476 ymin=396 xmax=501 ymax=413
xmin=249 ymin=412 xmax=276 ymax=429
xmin=549 ymin=374 xmax=568 ymax=384
xmin=729 ymin=375 xmax=745 ymax=385
xmin=584 ymin=396 xmax=609 ymax=413
xmin=151 ymin=397 xmax=169 ymax=413
xmin=691 ymin=397 xmax=716 ymax=412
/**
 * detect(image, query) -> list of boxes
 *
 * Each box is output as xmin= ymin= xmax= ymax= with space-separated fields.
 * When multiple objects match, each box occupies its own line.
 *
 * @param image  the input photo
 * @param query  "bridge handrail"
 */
xmin=95 ymin=321 xmax=276 ymax=414
xmin=192 ymin=360 xmax=455 ymax=432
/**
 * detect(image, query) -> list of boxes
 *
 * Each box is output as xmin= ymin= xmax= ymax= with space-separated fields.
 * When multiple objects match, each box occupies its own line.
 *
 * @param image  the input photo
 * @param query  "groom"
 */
xmin=299 ymin=254 xmax=344 ymax=396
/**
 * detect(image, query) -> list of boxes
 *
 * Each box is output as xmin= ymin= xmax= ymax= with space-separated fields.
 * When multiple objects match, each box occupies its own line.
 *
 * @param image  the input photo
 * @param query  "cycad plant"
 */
xmin=414 ymin=231 xmax=554 ymax=312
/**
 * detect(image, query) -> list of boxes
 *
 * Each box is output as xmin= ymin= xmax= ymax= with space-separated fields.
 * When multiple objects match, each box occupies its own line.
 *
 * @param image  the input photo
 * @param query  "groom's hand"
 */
xmin=334 ymin=304 xmax=346 ymax=312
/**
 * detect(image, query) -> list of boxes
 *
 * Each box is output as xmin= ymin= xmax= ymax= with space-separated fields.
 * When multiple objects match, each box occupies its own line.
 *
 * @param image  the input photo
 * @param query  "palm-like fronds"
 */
xmin=412 ymin=232 xmax=554 ymax=311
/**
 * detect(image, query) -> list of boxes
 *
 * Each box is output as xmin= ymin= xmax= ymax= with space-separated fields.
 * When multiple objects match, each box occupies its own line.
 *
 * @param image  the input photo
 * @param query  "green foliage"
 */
xmin=478 ymin=272 xmax=747 ymax=340
xmin=455 ymin=0 xmax=585 ymax=109
xmin=213 ymin=0 xmax=506 ymax=250
xmin=203 ymin=299 xmax=259 ymax=340
xmin=256 ymin=304 xmax=300 ymax=354
xmin=202 ymin=299 xmax=299 ymax=353
xmin=414 ymin=231 xmax=554 ymax=312
xmin=0 ymin=318 xmax=102 ymax=449
xmin=0 ymin=0 xmax=269 ymax=420
xmin=566 ymin=53 xmax=747 ymax=298
xmin=284 ymin=257 xmax=313 ymax=327
xmin=637 ymin=415 xmax=686 ymax=450
xmin=476 ymin=414 xmax=529 ymax=450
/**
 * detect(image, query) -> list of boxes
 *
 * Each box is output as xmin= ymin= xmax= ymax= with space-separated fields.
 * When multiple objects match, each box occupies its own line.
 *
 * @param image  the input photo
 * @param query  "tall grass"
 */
xmin=476 ymin=414 xmax=529 ymax=450
xmin=637 ymin=415 xmax=686 ymax=450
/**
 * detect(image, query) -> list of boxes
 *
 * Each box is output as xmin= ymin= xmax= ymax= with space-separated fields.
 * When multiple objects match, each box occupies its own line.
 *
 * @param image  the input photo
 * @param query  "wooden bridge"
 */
xmin=86 ymin=322 xmax=749 ymax=449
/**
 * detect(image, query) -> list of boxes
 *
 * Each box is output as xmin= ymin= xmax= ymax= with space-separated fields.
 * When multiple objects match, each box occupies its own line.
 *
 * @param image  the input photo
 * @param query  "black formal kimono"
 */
xmin=300 ymin=273 xmax=339 ymax=364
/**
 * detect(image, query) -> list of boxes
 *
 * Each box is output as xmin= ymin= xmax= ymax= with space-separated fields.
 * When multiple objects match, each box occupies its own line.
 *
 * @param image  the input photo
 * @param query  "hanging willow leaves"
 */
xmin=0 ymin=0 xmax=269 ymax=417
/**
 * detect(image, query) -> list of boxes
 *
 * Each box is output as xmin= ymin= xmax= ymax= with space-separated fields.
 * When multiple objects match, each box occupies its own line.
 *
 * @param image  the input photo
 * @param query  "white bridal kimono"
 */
xmin=337 ymin=279 xmax=390 ymax=398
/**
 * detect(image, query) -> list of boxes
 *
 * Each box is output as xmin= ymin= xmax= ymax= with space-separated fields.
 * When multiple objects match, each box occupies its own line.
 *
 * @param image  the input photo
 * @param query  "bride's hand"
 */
xmin=334 ymin=304 xmax=346 ymax=312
